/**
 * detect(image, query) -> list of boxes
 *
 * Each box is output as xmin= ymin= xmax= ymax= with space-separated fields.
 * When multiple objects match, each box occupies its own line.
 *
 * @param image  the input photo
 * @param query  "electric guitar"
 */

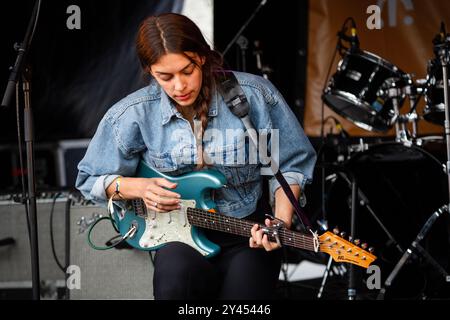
xmin=110 ymin=161 xmax=376 ymax=268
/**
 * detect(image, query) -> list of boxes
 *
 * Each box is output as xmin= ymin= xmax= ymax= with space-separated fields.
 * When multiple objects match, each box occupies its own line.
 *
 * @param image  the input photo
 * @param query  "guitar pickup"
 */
xmin=132 ymin=199 xmax=148 ymax=218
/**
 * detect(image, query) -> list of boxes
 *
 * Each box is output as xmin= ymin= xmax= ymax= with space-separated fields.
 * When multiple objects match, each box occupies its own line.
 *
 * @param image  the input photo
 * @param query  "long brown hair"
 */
xmin=136 ymin=13 xmax=223 ymax=167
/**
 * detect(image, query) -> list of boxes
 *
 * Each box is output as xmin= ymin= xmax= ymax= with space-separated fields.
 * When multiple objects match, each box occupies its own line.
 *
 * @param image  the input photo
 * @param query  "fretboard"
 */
xmin=186 ymin=207 xmax=316 ymax=252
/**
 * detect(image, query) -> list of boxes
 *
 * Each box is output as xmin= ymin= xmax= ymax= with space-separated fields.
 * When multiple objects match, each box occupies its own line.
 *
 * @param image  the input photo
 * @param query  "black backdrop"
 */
xmin=0 ymin=0 xmax=308 ymax=190
xmin=215 ymin=0 xmax=308 ymax=123
xmin=0 ymin=0 xmax=308 ymax=143
xmin=0 ymin=0 xmax=184 ymax=143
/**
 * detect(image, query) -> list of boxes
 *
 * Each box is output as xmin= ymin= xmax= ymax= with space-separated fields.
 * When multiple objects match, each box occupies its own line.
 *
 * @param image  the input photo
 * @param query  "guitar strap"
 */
xmin=217 ymin=70 xmax=311 ymax=230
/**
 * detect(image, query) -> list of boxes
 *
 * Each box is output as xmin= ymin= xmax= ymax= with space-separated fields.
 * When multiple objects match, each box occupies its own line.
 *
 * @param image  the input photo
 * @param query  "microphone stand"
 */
xmin=236 ymin=35 xmax=249 ymax=72
xmin=221 ymin=0 xmax=268 ymax=57
xmin=1 ymin=0 xmax=42 ymax=300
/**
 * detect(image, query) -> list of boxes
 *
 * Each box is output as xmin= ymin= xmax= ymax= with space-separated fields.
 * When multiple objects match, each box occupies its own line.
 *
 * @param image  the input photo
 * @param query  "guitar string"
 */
xmin=134 ymin=201 xmax=367 ymax=258
xmin=196 ymin=217 xmax=316 ymax=249
xmin=189 ymin=217 xmax=316 ymax=251
xmin=186 ymin=207 xmax=317 ymax=250
xmin=187 ymin=208 xmax=371 ymax=259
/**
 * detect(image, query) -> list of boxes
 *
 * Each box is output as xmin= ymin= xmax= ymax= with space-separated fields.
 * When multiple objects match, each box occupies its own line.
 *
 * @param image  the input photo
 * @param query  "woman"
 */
xmin=76 ymin=13 xmax=316 ymax=299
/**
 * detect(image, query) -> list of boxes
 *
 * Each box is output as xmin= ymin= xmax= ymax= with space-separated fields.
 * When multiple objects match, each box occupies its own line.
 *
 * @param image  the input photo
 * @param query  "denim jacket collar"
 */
xmin=160 ymin=88 xmax=219 ymax=125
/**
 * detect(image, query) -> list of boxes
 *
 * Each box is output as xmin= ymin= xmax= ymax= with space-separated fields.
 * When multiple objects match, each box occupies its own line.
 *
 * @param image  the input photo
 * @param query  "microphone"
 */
xmin=349 ymin=19 xmax=360 ymax=52
xmin=439 ymin=21 xmax=445 ymax=41
xmin=336 ymin=122 xmax=350 ymax=139
xmin=432 ymin=21 xmax=450 ymax=58
xmin=323 ymin=118 xmax=350 ymax=163
xmin=337 ymin=17 xmax=360 ymax=54
xmin=433 ymin=21 xmax=446 ymax=46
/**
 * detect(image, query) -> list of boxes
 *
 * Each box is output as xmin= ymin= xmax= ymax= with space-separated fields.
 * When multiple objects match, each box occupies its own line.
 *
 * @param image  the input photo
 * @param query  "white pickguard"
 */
xmin=138 ymin=199 xmax=209 ymax=256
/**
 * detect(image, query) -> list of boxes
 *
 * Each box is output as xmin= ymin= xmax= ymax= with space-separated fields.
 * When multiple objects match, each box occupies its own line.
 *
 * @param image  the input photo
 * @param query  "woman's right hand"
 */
xmin=107 ymin=177 xmax=182 ymax=213
xmin=139 ymin=178 xmax=181 ymax=213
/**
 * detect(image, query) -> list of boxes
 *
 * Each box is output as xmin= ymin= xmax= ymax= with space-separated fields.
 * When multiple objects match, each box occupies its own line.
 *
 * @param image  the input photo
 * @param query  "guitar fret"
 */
xmin=189 ymin=213 xmax=252 ymax=238
xmin=190 ymin=219 xmax=316 ymax=251
xmin=187 ymin=208 xmax=317 ymax=251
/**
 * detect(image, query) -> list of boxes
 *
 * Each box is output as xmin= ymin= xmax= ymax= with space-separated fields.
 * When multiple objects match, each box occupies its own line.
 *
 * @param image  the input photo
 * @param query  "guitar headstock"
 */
xmin=319 ymin=230 xmax=376 ymax=269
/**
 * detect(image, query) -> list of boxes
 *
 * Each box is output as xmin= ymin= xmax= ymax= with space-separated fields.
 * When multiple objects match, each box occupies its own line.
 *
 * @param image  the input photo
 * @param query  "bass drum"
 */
xmin=325 ymin=141 xmax=449 ymax=298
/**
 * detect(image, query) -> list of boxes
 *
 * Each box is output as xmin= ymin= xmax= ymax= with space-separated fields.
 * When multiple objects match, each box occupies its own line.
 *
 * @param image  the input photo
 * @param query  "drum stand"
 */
xmin=377 ymin=41 xmax=450 ymax=300
xmin=317 ymin=167 xmax=404 ymax=300
xmin=403 ymin=77 xmax=420 ymax=139
xmin=389 ymin=76 xmax=421 ymax=143
xmin=376 ymin=205 xmax=449 ymax=299
xmin=389 ymin=84 xmax=410 ymax=143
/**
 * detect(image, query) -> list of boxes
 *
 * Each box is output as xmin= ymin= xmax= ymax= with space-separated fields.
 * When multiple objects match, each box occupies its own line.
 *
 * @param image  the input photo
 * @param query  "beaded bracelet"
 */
xmin=114 ymin=177 xmax=124 ymax=199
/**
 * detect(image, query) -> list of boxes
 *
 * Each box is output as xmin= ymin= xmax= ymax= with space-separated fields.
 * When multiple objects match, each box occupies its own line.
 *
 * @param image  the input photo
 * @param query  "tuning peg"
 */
xmin=353 ymin=239 xmax=361 ymax=246
xmin=368 ymin=247 xmax=375 ymax=253
xmin=333 ymin=227 xmax=340 ymax=235
xmin=361 ymin=243 xmax=368 ymax=250
xmin=340 ymin=231 xmax=347 ymax=239
xmin=348 ymin=236 xmax=353 ymax=243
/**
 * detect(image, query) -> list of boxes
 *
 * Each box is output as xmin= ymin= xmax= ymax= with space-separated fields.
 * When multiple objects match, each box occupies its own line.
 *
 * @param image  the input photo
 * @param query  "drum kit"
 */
xmin=323 ymin=25 xmax=447 ymax=142
xmin=318 ymin=19 xmax=450 ymax=299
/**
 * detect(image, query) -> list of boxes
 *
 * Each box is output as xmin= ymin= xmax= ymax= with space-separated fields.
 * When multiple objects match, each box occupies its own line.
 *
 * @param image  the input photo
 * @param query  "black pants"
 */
xmin=152 ymin=201 xmax=282 ymax=300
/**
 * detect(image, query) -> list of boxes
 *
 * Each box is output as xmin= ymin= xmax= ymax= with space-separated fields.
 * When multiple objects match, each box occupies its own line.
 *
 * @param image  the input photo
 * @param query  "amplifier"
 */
xmin=0 ymin=197 xmax=66 ymax=283
xmin=0 ymin=194 xmax=154 ymax=299
xmin=69 ymin=202 xmax=154 ymax=299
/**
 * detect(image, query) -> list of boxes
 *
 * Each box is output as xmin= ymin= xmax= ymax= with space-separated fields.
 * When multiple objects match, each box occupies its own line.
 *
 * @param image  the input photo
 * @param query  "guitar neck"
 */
xmin=186 ymin=207 xmax=317 ymax=252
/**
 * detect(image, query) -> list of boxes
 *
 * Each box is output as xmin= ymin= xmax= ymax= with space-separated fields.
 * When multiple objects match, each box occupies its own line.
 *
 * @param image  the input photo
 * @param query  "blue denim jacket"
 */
xmin=76 ymin=71 xmax=316 ymax=218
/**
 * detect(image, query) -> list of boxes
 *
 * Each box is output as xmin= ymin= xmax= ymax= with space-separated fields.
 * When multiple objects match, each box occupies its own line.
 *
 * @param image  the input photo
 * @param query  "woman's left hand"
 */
xmin=249 ymin=218 xmax=284 ymax=251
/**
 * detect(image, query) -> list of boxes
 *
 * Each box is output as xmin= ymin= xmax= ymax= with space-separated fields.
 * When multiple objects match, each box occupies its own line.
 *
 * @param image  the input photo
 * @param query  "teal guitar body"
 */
xmin=112 ymin=161 xmax=227 ymax=258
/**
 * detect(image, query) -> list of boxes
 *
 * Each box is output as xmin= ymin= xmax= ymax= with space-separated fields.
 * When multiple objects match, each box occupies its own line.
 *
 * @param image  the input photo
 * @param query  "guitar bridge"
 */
xmin=132 ymin=199 xmax=147 ymax=218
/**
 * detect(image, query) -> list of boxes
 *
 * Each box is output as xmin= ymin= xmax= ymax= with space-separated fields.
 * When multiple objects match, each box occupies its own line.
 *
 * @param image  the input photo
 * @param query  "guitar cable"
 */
xmin=49 ymin=192 xmax=65 ymax=272
xmin=87 ymin=217 xmax=137 ymax=250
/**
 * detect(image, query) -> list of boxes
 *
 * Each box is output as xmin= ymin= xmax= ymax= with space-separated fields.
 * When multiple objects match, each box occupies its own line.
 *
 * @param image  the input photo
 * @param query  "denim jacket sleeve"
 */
xmin=242 ymin=74 xmax=317 ymax=202
xmin=75 ymin=116 xmax=142 ymax=206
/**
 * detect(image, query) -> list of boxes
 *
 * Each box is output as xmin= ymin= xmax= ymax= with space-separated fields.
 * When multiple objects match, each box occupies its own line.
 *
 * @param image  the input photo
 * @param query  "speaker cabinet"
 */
xmin=0 ymin=198 xmax=66 ymax=283
xmin=69 ymin=203 xmax=154 ymax=299
xmin=0 ymin=196 xmax=154 ymax=299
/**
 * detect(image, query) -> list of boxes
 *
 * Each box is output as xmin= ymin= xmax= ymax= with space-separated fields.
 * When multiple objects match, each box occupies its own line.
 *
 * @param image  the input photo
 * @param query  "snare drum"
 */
xmin=323 ymin=50 xmax=408 ymax=132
